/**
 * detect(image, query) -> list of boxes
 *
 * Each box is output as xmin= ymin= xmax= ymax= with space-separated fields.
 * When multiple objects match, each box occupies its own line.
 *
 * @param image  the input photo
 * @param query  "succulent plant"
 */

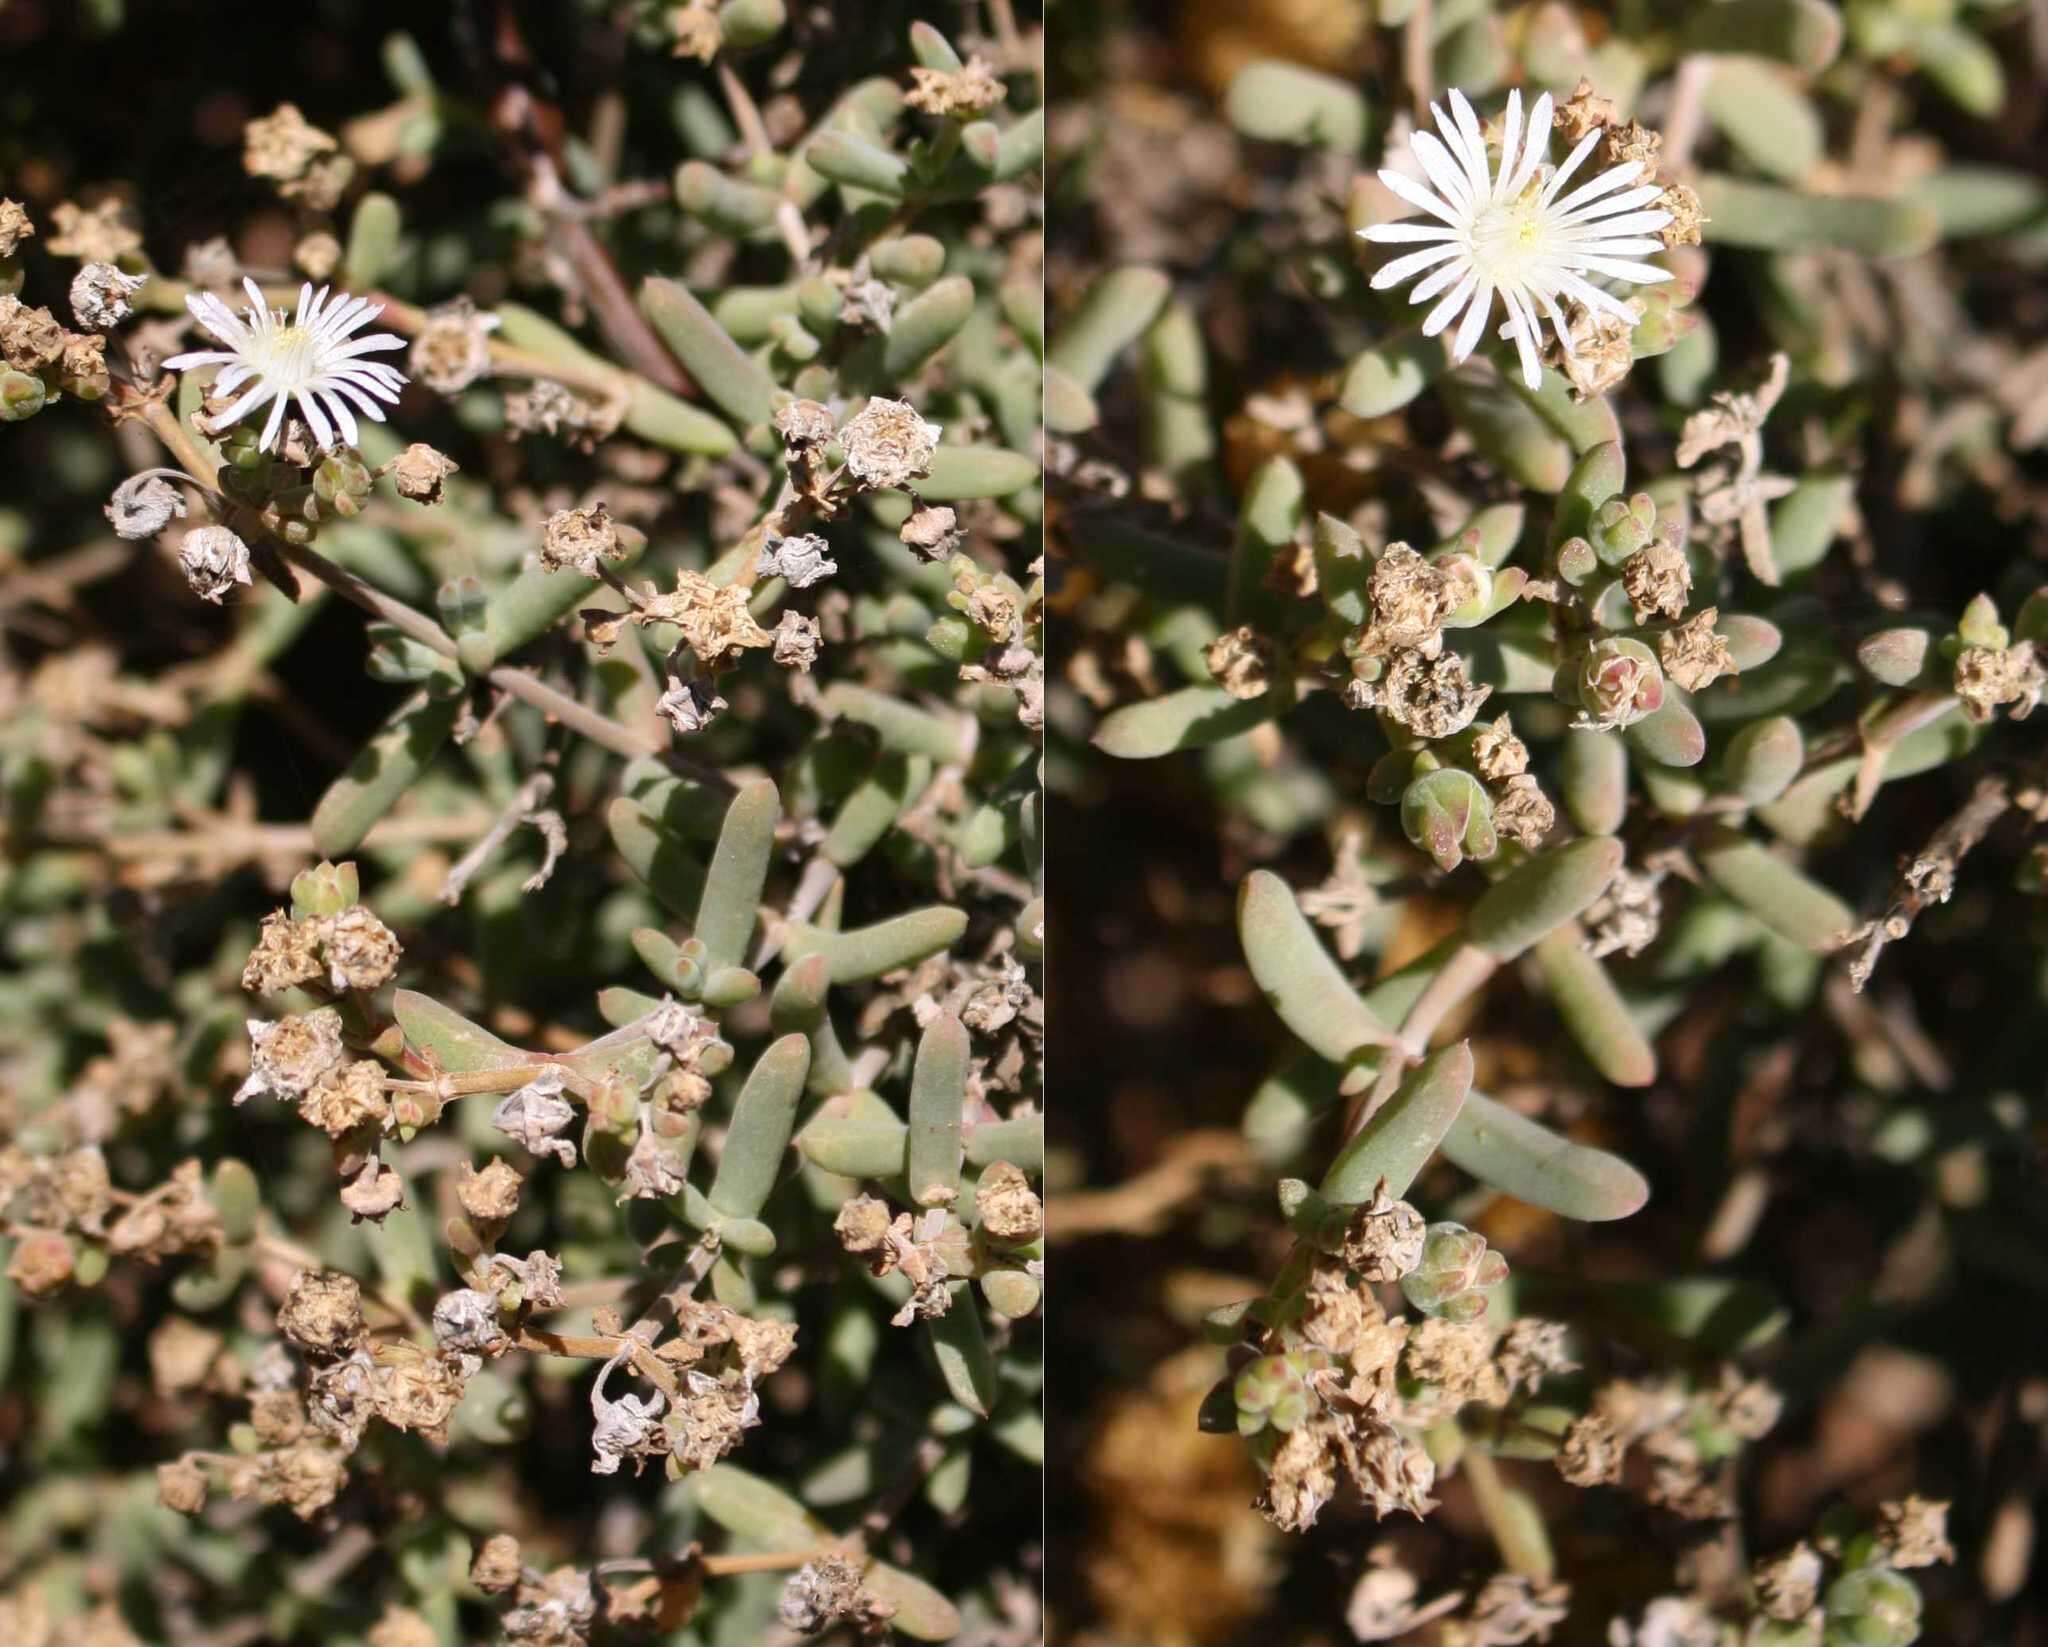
xmin=0 ymin=8 xmax=1041 ymax=1643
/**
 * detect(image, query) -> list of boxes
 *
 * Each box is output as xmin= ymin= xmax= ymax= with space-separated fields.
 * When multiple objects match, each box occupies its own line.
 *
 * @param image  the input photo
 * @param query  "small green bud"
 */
xmin=1576 ymin=638 xmax=1665 ymax=729
xmin=1752 ymin=1622 xmax=1823 ymax=1647
xmin=697 ymin=1037 xmax=735 ymax=1078
xmin=437 ymin=574 xmax=486 ymax=639
xmin=290 ymin=859 xmax=360 ymax=917
xmin=1232 ymin=1346 xmax=1330 ymax=1436
xmin=312 ymin=451 xmax=373 ymax=517
xmin=1823 ymin=1567 xmax=1921 ymax=1647
xmin=1400 ymin=1222 xmax=1509 ymax=1321
xmin=1434 ymin=551 xmax=1494 ymax=626
xmin=1589 ymin=492 xmax=1657 ymax=565
xmin=1401 ymin=768 xmax=1497 ymax=873
xmin=1956 ymin=592 xmax=2007 ymax=650
xmin=0 ymin=368 xmax=46 ymax=421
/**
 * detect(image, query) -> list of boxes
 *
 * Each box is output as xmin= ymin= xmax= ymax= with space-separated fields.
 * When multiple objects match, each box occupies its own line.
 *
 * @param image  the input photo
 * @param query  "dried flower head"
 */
xmin=70 ymin=262 xmax=146 ymax=331
xmin=841 ymin=396 xmax=942 ymax=490
xmin=755 ymin=531 xmax=838 ymax=589
xmin=106 ymin=472 xmax=188 ymax=541
xmin=906 ymin=59 xmax=1006 ymax=118
xmin=391 ymin=442 xmax=458 ymax=504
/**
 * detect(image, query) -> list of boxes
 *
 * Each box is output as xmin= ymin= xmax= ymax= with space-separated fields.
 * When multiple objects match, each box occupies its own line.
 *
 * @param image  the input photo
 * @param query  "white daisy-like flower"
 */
xmin=1359 ymin=88 xmax=1672 ymax=390
xmin=165 ymin=276 xmax=407 ymax=453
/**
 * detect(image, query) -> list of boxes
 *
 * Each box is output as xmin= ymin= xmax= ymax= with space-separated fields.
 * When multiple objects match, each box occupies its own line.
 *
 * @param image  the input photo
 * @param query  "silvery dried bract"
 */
xmin=656 ymin=674 xmax=727 ymax=735
xmin=754 ymin=531 xmax=838 ymax=589
xmin=70 ymin=261 xmax=146 ymax=330
xmin=490 ymin=1248 xmax=565 ymax=1311
xmin=645 ymin=999 xmax=712 ymax=1060
xmin=236 ymin=1009 xmax=346 ymax=1104
xmin=492 ymin=1070 xmax=578 ymax=1168
xmin=617 ymin=1119 xmax=690 ymax=1202
xmin=106 ymin=472 xmax=186 ymax=540
xmin=588 ymin=1349 xmax=666 ymax=1476
xmin=432 ymin=1287 xmax=508 ymax=1358
xmin=178 ymin=525 xmax=253 ymax=604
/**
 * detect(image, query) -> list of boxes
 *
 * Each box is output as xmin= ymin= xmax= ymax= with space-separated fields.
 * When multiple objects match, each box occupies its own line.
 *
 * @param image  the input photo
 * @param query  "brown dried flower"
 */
xmin=278 ymin=1270 xmax=367 ymax=1357
xmin=841 ymin=396 xmax=942 ymax=490
xmin=1659 ymin=607 xmax=1736 ymax=692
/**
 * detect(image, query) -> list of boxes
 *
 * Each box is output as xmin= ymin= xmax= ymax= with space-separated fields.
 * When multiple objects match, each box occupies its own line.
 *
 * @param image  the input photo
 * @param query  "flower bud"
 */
xmin=1589 ymin=492 xmax=1657 ymax=566
xmin=313 ymin=451 xmax=373 ymax=517
xmin=1400 ymin=767 xmax=1497 ymax=872
xmin=1822 ymin=1567 xmax=1921 ymax=1647
xmin=290 ymin=859 xmax=360 ymax=917
xmin=0 ymin=367 xmax=46 ymax=421
xmin=1232 ymin=1346 xmax=1330 ymax=1436
xmin=1955 ymin=592 xmax=2007 ymax=651
xmin=1400 ymin=1221 xmax=1509 ymax=1321
xmin=1433 ymin=552 xmax=1494 ymax=626
xmin=1576 ymin=637 xmax=1665 ymax=729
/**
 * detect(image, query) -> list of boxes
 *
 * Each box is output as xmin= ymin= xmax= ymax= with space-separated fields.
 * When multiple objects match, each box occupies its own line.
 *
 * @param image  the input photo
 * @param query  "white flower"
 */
xmin=1359 ymin=89 xmax=1672 ymax=390
xmin=165 ymin=275 xmax=407 ymax=453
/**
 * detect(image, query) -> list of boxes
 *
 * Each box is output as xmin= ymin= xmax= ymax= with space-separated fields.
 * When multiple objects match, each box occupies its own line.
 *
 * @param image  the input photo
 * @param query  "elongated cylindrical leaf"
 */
xmin=1322 ymin=1042 xmax=1473 ymax=1204
xmin=708 ymin=1034 xmax=810 ymax=1218
xmin=697 ymin=778 xmax=778 ymax=972
xmin=1238 ymin=870 xmax=1397 ymax=1062
xmin=311 ymin=688 xmax=462 ymax=857
xmin=907 ymin=1013 xmax=968 ymax=1207
xmin=924 ymin=1282 xmax=996 ymax=1417
xmin=1469 ymin=837 xmax=1625 ymax=961
xmin=1535 ymin=930 xmax=1656 ymax=1088
xmin=1093 ymin=685 xmax=1283 ymax=758
xmin=639 ymin=276 xmax=777 ymax=428
xmin=821 ymin=684 xmax=968 ymax=764
xmin=799 ymin=1118 xmax=908 ymax=1178
xmin=782 ymin=907 xmax=967 ymax=983
xmin=1441 ymin=1089 xmax=1649 ymax=1219
xmin=964 ymin=1114 xmax=1042 ymax=1171
xmin=1696 ymin=827 xmax=1855 ymax=949
xmin=1047 ymin=267 xmax=1170 ymax=392
xmin=1560 ymin=728 xmax=1629 ymax=834
xmin=1624 ymin=696 xmax=1706 ymax=769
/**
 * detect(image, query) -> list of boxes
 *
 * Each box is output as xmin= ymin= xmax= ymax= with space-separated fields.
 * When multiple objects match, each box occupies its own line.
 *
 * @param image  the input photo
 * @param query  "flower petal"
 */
xmin=1420 ymin=267 xmax=1479 ymax=337
xmin=1451 ymin=278 xmax=1495 ymax=362
xmin=1371 ymin=242 xmax=1467 ymax=290
xmin=1379 ymin=168 xmax=1464 ymax=226
xmin=1359 ymin=222 xmax=1460 ymax=244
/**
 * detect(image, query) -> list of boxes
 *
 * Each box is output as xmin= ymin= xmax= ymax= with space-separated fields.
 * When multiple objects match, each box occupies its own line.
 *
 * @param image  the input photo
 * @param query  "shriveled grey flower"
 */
xmin=491 ymin=1069 xmax=578 ymax=1168
xmin=589 ymin=1348 xmax=666 ymax=1476
xmin=618 ymin=1119 xmax=691 ymax=1202
xmin=70 ymin=261 xmax=146 ymax=330
xmin=646 ymin=999 xmax=712 ymax=1060
xmin=656 ymin=674 xmax=728 ymax=735
xmin=755 ymin=531 xmax=838 ymax=589
xmin=106 ymin=471 xmax=187 ymax=540
xmin=236 ymin=1008 xmax=346 ymax=1104
xmin=491 ymin=1248 xmax=565 ymax=1311
xmin=773 ymin=610 xmax=822 ymax=672
xmin=432 ymin=1287 xmax=508 ymax=1357
xmin=178 ymin=525 xmax=253 ymax=604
